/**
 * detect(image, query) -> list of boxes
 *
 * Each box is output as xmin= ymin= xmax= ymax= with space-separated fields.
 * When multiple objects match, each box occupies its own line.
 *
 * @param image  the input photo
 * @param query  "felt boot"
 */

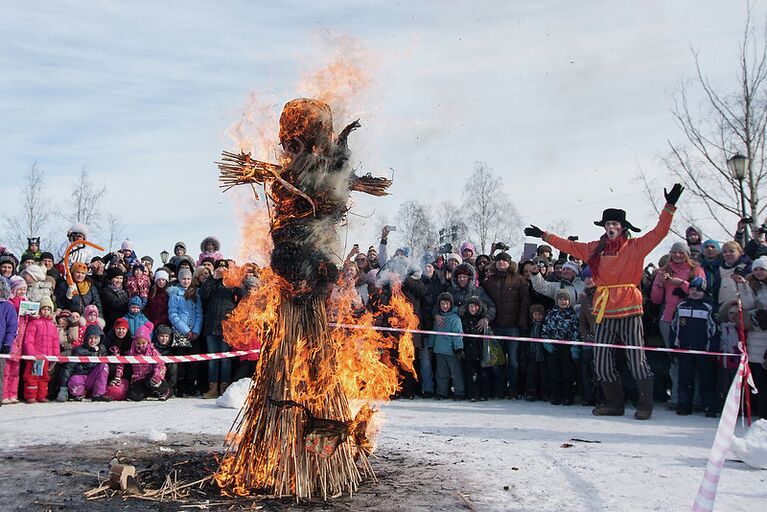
xmin=202 ymin=382 xmax=219 ymax=399
xmin=592 ymin=381 xmax=625 ymax=416
xmin=634 ymin=378 xmax=654 ymax=420
xmin=219 ymin=382 xmax=231 ymax=395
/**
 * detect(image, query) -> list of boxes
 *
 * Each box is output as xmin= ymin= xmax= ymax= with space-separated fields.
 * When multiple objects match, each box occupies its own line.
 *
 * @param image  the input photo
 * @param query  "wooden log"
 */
xmin=108 ymin=464 xmax=137 ymax=491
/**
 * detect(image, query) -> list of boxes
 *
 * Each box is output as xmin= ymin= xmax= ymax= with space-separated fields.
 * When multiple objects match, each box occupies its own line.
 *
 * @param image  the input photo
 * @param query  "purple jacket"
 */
xmin=0 ymin=301 xmax=18 ymax=350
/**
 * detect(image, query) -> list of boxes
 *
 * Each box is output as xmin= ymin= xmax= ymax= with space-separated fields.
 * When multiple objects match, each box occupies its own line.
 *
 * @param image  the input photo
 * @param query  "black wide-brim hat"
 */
xmin=594 ymin=208 xmax=641 ymax=232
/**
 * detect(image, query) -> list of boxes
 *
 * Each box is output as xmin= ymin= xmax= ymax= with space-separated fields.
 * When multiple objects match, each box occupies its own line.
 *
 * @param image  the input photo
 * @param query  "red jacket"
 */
xmin=544 ymin=204 xmax=675 ymax=322
xmin=23 ymin=316 xmax=61 ymax=356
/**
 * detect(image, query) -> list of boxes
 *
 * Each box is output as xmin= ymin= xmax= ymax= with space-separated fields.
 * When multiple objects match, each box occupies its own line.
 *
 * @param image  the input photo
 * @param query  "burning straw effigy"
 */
xmin=213 ymin=98 xmax=417 ymax=501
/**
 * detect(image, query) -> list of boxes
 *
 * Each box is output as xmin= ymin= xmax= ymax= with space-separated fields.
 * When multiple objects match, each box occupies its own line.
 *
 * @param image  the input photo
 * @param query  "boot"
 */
xmin=202 ymin=382 xmax=219 ymax=399
xmin=219 ymin=382 xmax=231 ymax=395
xmin=634 ymin=378 xmax=653 ymax=420
xmin=592 ymin=381 xmax=625 ymax=416
xmin=56 ymin=387 xmax=69 ymax=403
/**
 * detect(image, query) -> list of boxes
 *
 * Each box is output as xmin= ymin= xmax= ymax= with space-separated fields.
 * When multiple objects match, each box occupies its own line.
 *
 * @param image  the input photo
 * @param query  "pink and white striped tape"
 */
xmin=0 ymin=348 xmax=260 ymax=364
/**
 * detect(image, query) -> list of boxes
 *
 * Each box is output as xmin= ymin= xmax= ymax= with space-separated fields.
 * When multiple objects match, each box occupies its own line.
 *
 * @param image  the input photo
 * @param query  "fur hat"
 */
xmin=39 ymin=296 xmax=54 ymax=310
xmin=70 ymin=261 xmax=88 ymax=274
xmin=120 ymin=239 xmax=133 ymax=251
xmin=68 ymin=222 xmax=89 ymax=238
xmin=670 ymin=241 xmax=691 ymax=257
xmin=594 ymin=208 xmax=641 ymax=233
xmin=459 ymin=241 xmax=476 ymax=255
xmin=84 ymin=304 xmax=99 ymax=318
xmin=454 ymin=265 xmax=473 ymax=278
xmin=536 ymin=244 xmax=553 ymax=256
xmin=106 ymin=267 xmax=123 ymax=280
xmin=154 ymin=269 xmax=169 ymax=283
xmin=155 ymin=324 xmax=172 ymax=336
xmin=200 ymin=236 xmax=221 ymax=253
xmin=530 ymin=304 xmax=545 ymax=316
xmin=114 ymin=318 xmax=129 ymax=330
xmin=9 ymin=275 xmax=26 ymax=293
xmin=0 ymin=253 xmax=18 ymax=268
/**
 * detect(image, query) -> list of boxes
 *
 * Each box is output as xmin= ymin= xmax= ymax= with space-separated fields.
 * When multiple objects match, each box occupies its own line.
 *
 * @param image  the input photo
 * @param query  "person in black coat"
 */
xmin=419 ymin=260 xmax=447 ymax=397
xmin=199 ymin=260 xmax=244 ymax=398
xmin=100 ymin=267 xmax=129 ymax=332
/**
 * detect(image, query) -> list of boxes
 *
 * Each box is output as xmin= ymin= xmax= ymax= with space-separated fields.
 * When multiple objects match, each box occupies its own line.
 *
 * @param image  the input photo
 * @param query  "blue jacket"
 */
xmin=168 ymin=286 xmax=203 ymax=335
xmin=671 ymin=298 xmax=717 ymax=351
xmin=432 ymin=307 xmax=464 ymax=355
xmin=0 ymin=300 xmax=18 ymax=350
xmin=542 ymin=306 xmax=580 ymax=359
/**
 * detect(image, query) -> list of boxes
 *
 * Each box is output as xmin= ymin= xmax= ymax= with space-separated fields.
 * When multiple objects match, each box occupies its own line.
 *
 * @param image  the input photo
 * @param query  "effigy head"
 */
xmin=279 ymin=98 xmax=334 ymax=157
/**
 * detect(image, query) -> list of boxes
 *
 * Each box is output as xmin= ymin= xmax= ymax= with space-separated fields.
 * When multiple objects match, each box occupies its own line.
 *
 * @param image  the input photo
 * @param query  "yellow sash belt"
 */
xmin=593 ymin=284 xmax=636 ymax=324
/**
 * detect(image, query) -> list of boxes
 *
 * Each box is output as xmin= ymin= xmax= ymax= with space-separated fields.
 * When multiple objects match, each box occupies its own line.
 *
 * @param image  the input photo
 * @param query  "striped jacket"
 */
xmin=670 ymin=298 xmax=717 ymax=351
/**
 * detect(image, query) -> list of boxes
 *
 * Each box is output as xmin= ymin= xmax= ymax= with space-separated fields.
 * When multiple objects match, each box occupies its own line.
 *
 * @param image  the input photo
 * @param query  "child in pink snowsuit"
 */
xmin=22 ymin=296 xmax=60 ymax=403
xmin=127 ymin=324 xmax=170 ymax=401
xmin=126 ymin=262 xmax=150 ymax=300
xmin=76 ymin=304 xmax=105 ymax=348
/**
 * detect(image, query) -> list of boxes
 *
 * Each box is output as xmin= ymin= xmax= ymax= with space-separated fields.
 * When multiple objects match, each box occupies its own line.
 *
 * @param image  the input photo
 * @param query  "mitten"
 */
xmin=66 ymin=284 xmax=77 ymax=299
xmin=543 ymin=342 xmax=554 ymax=353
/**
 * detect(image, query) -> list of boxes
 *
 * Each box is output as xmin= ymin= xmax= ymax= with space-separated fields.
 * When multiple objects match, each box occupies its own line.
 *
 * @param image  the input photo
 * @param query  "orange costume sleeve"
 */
xmin=543 ymin=204 xmax=676 ymax=323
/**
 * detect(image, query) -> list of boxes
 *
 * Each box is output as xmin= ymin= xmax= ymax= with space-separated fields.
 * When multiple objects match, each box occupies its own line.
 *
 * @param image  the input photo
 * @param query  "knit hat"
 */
xmin=555 ymin=289 xmax=572 ymax=302
xmin=0 ymin=253 xmax=18 ymax=268
xmin=494 ymin=252 xmax=512 ymax=263
xmin=689 ymin=276 xmax=706 ymax=291
xmin=155 ymin=324 xmax=172 ymax=336
xmin=84 ymin=304 xmax=99 ymax=317
xmin=154 ymin=269 xmax=169 ymax=282
xmin=702 ymin=239 xmax=721 ymax=251
xmin=134 ymin=324 xmax=152 ymax=342
xmin=459 ymin=241 xmax=476 ymax=255
xmin=174 ymin=241 xmax=186 ymax=252
xmin=106 ymin=266 xmax=123 ymax=280
xmin=128 ymin=296 xmax=144 ymax=310
xmin=752 ymin=256 xmax=767 ymax=271
xmin=9 ymin=275 xmax=26 ymax=293
xmin=84 ymin=323 xmax=104 ymax=341
xmin=132 ymin=262 xmax=145 ymax=273
xmin=437 ymin=292 xmax=454 ymax=307
xmin=40 ymin=251 xmax=54 ymax=261
xmin=454 ymin=265 xmax=473 ymax=277
xmin=114 ymin=318 xmax=129 ymax=330
xmin=581 ymin=266 xmax=592 ymax=279
xmin=120 ymin=239 xmax=133 ymax=251
xmin=56 ymin=309 xmax=71 ymax=320
xmin=141 ymin=255 xmax=154 ymax=265
xmin=536 ymin=244 xmax=553 ymax=256
xmin=178 ymin=268 xmax=193 ymax=280
xmin=90 ymin=256 xmax=103 ymax=264
xmin=669 ymin=241 xmax=691 ymax=257
xmin=70 ymin=261 xmax=88 ymax=274
xmin=201 ymin=256 xmax=215 ymax=266
xmin=447 ymin=253 xmax=462 ymax=265
xmin=39 ymin=296 xmax=54 ymax=310
xmin=562 ymin=261 xmax=581 ymax=276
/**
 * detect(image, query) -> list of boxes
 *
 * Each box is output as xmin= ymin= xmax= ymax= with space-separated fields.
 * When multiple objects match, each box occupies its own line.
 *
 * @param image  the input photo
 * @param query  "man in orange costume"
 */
xmin=524 ymin=184 xmax=684 ymax=420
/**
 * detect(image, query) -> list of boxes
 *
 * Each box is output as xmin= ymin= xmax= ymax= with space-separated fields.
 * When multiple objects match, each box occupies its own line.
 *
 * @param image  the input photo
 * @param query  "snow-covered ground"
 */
xmin=1 ymin=398 xmax=764 ymax=511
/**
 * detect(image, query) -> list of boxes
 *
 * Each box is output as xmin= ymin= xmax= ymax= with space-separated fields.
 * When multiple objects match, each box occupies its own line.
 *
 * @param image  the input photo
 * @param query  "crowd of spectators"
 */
xmin=1 ymin=217 xmax=766 ymax=423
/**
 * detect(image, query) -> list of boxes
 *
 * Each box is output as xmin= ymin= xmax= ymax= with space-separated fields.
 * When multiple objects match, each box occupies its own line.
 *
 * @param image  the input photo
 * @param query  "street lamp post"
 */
xmin=160 ymin=250 xmax=169 ymax=265
xmin=727 ymin=153 xmax=750 ymax=244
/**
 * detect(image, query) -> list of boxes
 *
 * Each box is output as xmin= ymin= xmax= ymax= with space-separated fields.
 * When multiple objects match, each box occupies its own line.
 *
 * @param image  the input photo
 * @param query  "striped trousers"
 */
xmin=594 ymin=315 xmax=653 ymax=383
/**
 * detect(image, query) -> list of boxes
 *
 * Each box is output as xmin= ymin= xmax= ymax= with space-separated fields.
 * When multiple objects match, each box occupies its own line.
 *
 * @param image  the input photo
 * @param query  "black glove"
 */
xmin=524 ymin=225 xmax=544 ymax=238
xmin=454 ymin=348 xmax=465 ymax=360
xmin=664 ymin=183 xmax=684 ymax=206
xmin=672 ymin=287 xmax=688 ymax=299
xmin=0 ymin=345 xmax=10 ymax=354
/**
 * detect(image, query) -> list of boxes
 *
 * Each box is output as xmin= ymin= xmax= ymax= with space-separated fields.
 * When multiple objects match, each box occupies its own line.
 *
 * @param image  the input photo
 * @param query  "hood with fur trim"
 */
xmin=450 ymin=262 xmax=478 ymax=290
xmin=200 ymin=236 xmax=221 ymax=252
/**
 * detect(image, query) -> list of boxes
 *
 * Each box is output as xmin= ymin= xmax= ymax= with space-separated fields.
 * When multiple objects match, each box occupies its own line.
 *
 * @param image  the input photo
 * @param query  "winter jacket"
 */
xmin=103 ymin=330 xmax=130 ymax=381
xmin=482 ymin=267 xmax=530 ymax=331
xmin=55 ymin=278 xmax=102 ymax=315
xmin=460 ymin=300 xmax=489 ymax=361
xmin=0 ymin=300 xmax=18 ymax=351
xmin=168 ymin=286 xmax=203 ymax=335
xmin=128 ymin=336 xmax=166 ymax=384
xmin=22 ymin=315 xmax=60 ymax=356
xmin=447 ymin=263 xmax=496 ymax=321
xmin=420 ymin=272 xmax=447 ymax=330
xmin=197 ymin=236 xmax=224 ymax=266
xmin=61 ymin=344 xmax=107 ymax=384
xmin=199 ymin=276 xmax=243 ymax=337
xmin=718 ymin=255 xmax=753 ymax=308
xmin=543 ymin=204 xmax=676 ymax=322
xmin=432 ymin=307 xmax=464 ymax=355
xmin=529 ymin=272 xmax=585 ymax=313
xmin=650 ymin=262 xmax=706 ymax=322
xmin=670 ymin=298 xmax=717 ymax=351
xmin=126 ymin=274 xmax=150 ymax=299
xmin=144 ymin=287 xmax=169 ymax=327
xmin=578 ymin=288 xmax=596 ymax=341
xmin=698 ymin=255 xmax=722 ymax=305
xmin=100 ymin=284 xmax=129 ymax=331
xmin=542 ymin=307 xmax=580 ymax=357
xmin=122 ymin=310 xmax=153 ymax=338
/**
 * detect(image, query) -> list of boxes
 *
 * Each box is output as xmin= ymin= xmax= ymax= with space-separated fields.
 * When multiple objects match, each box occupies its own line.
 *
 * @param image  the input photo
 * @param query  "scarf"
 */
xmin=586 ymin=233 xmax=628 ymax=281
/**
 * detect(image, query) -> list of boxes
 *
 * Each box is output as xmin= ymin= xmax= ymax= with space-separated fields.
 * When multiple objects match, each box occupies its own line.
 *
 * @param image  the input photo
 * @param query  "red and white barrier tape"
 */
xmin=0 ymin=348 xmax=260 ymax=364
xmin=330 ymin=323 xmax=741 ymax=359
xmin=692 ymin=343 xmax=757 ymax=512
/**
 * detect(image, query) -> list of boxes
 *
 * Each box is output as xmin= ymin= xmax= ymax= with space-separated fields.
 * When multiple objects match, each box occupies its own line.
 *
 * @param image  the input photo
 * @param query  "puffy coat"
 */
xmin=670 ymin=298 xmax=717 ymax=351
xmin=128 ymin=335 xmax=166 ymax=383
xmin=168 ymin=286 xmax=203 ymax=335
xmin=22 ymin=315 xmax=60 ymax=356
xmin=55 ymin=278 xmax=102 ymax=315
xmin=448 ymin=263 xmax=496 ymax=321
xmin=197 ymin=236 xmax=224 ymax=265
xmin=199 ymin=276 xmax=242 ymax=337
xmin=420 ymin=271 xmax=447 ymax=330
xmin=432 ymin=307 xmax=464 ymax=355
xmin=482 ymin=265 xmax=530 ymax=331
xmin=60 ymin=343 xmax=107 ymax=386
xmin=717 ymin=255 xmax=752 ymax=308
xmin=650 ymin=261 xmax=706 ymax=322
xmin=145 ymin=287 xmax=169 ymax=327
xmin=0 ymin=300 xmax=18 ymax=351
xmin=100 ymin=285 xmax=129 ymax=331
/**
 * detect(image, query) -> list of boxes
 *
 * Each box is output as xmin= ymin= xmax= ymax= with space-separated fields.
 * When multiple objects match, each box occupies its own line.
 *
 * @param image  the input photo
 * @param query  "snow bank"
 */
xmin=215 ymin=378 xmax=251 ymax=409
xmin=730 ymin=418 xmax=767 ymax=469
xmin=146 ymin=428 xmax=168 ymax=443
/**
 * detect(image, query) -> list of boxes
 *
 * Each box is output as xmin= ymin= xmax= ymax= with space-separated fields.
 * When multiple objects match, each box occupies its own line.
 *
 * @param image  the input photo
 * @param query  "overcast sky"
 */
xmin=1 ymin=1 xmax=763 ymax=264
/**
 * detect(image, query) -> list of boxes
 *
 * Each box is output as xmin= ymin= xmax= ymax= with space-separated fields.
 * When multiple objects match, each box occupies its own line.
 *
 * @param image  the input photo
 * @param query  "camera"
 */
xmin=438 ymin=243 xmax=453 ymax=255
xmin=537 ymin=261 xmax=546 ymax=268
xmin=493 ymin=242 xmax=510 ymax=251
